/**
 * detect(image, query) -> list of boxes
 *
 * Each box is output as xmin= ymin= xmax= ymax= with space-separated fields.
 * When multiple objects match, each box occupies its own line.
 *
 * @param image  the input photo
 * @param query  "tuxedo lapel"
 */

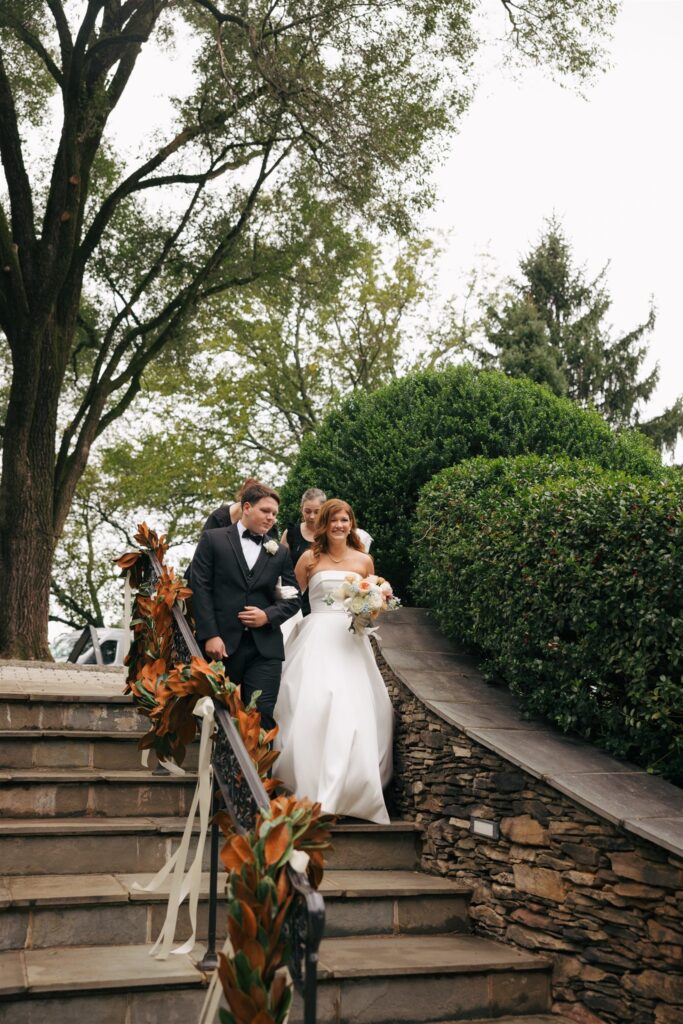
xmin=226 ymin=524 xmax=250 ymax=583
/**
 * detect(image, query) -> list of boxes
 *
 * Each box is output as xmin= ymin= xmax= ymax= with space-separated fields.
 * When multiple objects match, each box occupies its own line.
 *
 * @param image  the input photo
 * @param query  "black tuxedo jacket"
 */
xmin=191 ymin=524 xmax=300 ymax=660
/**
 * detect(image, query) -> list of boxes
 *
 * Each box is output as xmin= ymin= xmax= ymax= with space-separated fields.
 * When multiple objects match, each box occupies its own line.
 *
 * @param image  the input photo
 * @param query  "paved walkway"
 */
xmin=0 ymin=660 xmax=127 ymax=701
xmin=376 ymin=608 xmax=683 ymax=858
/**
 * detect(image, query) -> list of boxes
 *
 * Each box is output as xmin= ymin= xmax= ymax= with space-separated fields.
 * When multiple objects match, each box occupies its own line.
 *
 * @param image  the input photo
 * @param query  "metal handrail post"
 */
xmin=304 ymin=943 xmax=318 ymax=1024
xmin=198 ymin=784 xmax=220 ymax=972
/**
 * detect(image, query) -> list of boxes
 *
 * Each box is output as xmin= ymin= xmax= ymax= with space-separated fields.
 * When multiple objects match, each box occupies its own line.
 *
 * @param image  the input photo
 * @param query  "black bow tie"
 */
xmin=243 ymin=529 xmax=264 ymax=545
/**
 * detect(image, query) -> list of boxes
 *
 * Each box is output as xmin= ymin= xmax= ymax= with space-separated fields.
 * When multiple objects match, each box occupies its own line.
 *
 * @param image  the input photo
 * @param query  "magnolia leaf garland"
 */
xmin=216 ymin=797 xmax=334 ymax=1024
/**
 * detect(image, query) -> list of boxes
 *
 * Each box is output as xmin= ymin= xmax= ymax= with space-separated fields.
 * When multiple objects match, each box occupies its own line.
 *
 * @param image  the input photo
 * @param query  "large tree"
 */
xmin=0 ymin=0 xmax=619 ymax=657
xmin=48 ymin=225 xmax=442 ymax=628
xmin=476 ymin=221 xmax=683 ymax=451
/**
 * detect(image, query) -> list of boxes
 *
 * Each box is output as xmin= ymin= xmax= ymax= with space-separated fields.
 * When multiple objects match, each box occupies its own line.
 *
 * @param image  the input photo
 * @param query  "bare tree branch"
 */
xmin=0 ymin=12 xmax=63 ymax=84
xmin=193 ymin=0 xmax=249 ymax=31
xmin=76 ymin=85 xmax=270 ymax=271
xmin=0 ymin=51 xmax=36 ymax=261
xmin=46 ymin=0 xmax=74 ymax=62
xmin=50 ymin=575 xmax=100 ymax=626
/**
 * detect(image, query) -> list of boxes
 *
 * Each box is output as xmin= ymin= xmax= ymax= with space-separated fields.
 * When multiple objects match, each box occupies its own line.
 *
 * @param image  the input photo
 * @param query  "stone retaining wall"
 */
xmin=377 ymin=646 xmax=683 ymax=1024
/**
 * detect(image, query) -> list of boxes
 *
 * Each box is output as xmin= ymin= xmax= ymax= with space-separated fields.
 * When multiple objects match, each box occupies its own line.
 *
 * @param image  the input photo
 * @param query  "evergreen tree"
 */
xmin=479 ymin=221 xmax=683 ymax=451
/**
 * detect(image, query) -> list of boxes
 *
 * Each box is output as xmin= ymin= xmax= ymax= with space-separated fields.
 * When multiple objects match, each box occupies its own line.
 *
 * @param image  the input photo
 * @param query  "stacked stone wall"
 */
xmin=377 ymin=646 xmax=683 ymax=1024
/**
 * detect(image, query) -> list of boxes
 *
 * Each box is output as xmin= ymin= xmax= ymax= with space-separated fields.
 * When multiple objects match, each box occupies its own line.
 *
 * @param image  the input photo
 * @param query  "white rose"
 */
xmin=367 ymin=590 xmax=384 ymax=612
xmin=264 ymin=539 xmax=279 ymax=555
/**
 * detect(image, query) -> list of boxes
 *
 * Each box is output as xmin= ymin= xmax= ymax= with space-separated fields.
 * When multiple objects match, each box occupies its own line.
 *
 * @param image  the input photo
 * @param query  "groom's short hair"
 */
xmin=241 ymin=482 xmax=280 ymax=507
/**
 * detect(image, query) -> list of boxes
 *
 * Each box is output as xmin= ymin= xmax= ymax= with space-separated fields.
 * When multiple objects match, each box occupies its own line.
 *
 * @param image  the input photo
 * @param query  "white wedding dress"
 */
xmin=273 ymin=571 xmax=393 ymax=824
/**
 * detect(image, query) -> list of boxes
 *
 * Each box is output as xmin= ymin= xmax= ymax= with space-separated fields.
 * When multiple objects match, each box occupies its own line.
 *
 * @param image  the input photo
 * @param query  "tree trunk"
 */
xmin=0 ymin=345 xmax=61 ymax=660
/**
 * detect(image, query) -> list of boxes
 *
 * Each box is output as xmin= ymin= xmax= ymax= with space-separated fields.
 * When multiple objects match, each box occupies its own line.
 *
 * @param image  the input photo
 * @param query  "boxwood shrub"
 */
xmin=282 ymin=366 xmax=660 ymax=595
xmin=413 ymin=455 xmax=683 ymax=783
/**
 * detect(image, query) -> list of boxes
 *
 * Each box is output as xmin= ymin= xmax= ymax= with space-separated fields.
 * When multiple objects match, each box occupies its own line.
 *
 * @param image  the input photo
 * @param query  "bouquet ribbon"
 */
xmin=133 ymin=695 xmax=216 ymax=959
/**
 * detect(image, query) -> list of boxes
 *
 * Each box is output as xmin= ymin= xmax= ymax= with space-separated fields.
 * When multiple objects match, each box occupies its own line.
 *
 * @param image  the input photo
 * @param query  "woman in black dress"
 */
xmin=281 ymin=488 xmax=326 ymax=615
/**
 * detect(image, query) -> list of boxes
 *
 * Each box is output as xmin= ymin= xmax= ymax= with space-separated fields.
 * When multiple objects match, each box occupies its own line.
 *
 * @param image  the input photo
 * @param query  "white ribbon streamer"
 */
xmin=141 ymin=747 xmax=186 ymax=775
xmin=289 ymin=849 xmax=310 ymax=874
xmin=133 ymin=696 xmax=216 ymax=959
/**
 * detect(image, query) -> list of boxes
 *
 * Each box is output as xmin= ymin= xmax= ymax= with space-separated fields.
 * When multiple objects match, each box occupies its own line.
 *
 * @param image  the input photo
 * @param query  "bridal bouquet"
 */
xmin=325 ymin=574 xmax=401 ymax=635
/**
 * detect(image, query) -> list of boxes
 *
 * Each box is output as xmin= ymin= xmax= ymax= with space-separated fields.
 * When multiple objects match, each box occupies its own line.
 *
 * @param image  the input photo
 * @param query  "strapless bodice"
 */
xmin=308 ymin=571 xmax=358 ymax=614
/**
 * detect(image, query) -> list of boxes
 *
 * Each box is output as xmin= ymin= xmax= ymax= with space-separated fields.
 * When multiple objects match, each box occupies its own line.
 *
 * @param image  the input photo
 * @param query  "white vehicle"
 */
xmin=51 ymin=627 xmax=129 ymax=667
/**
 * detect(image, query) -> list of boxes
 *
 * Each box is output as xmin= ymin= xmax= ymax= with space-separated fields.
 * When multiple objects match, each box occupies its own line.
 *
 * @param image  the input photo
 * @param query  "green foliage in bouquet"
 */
xmin=282 ymin=366 xmax=660 ymax=596
xmin=414 ymin=455 xmax=683 ymax=783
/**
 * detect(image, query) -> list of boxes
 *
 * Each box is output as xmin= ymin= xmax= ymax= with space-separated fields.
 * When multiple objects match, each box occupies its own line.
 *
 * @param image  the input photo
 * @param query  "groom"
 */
xmin=190 ymin=482 xmax=300 ymax=731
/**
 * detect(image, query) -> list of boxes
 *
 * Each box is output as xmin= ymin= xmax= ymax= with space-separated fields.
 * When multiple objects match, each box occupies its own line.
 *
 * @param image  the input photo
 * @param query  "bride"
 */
xmin=273 ymin=499 xmax=393 ymax=824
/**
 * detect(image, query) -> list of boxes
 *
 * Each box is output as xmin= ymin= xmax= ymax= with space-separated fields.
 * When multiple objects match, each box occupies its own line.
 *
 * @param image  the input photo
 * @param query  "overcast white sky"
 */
xmin=428 ymin=0 xmax=682 ymax=451
xmin=109 ymin=0 xmax=682 ymax=444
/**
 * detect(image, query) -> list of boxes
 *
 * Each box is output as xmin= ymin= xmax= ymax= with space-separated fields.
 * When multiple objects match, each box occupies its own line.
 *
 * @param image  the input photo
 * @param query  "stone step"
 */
xmin=321 ymin=869 xmax=471 ymax=937
xmin=289 ymin=934 xmax=551 ymax=1023
xmin=0 ymin=768 xmax=197 ymax=818
xmin=325 ymin=821 xmax=421 ymax=871
xmin=0 ymin=730 xmax=195 ymax=770
xmin=0 ymin=943 xmax=206 ymax=1023
xmin=392 ymin=1018 xmax=574 ymax=1024
xmin=0 ymin=817 xmax=421 ymax=876
xmin=1 ymin=870 xmax=471 ymax=951
xmin=0 ymin=872 xmax=227 ymax=952
xmin=0 ymin=695 xmax=141 ymax=733
xmin=0 ymin=817 xmax=192 ymax=876
xmin=1 ymin=935 xmax=552 ymax=1024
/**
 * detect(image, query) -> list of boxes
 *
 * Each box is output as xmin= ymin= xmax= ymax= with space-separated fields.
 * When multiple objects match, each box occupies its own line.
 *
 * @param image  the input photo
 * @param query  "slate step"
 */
xmin=0 ymin=872 xmax=227 ymax=952
xmin=0 ymin=943 xmax=206 ymax=1023
xmin=0 ymin=731 xmax=189 ymax=770
xmin=395 ymin=1018 xmax=575 ymax=1024
xmin=0 ymin=870 xmax=471 ymax=951
xmin=321 ymin=869 xmax=471 ymax=937
xmin=0 ymin=817 xmax=194 ymax=876
xmin=288 ymin=933 xmax=553 ymax=1023
xmin=0 ymin=768 xmax=198 ymax=818
xmin=1 ymin=935 xmax=551 ymax=1023
xmin=325 ymin=821 xmax=421 ymax=871
xmin=0 ymin=818 xmax=421 ymax=875
xmin=0 ymin=693 xmax=140 ymax=733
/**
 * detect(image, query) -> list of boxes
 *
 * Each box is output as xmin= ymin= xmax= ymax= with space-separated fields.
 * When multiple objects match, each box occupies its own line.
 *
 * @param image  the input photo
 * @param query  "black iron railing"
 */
xmin=141 ymin=550 xmax=325 ymax=1024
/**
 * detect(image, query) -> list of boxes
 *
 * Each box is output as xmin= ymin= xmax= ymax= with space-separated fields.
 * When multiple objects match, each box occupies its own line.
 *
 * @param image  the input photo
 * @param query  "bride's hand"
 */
xmin=239 ymin=606 xmax=268 ymax=628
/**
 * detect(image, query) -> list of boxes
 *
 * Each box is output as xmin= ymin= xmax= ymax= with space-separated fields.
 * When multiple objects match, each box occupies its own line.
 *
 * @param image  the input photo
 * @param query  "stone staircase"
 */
xmin=0 ymin=667 xmax=572 ymax=1024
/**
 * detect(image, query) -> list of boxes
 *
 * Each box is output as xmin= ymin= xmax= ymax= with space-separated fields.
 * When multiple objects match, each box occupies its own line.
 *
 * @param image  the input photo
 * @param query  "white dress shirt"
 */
xmin=237 ymin=520 xmax=263 ymax=571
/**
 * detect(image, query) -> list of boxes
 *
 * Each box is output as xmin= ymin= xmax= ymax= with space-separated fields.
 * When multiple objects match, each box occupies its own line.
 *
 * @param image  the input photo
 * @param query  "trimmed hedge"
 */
xmin=282 ymin=366 xmax=660 ymax=595
xmin=413 ymin=455 xmax=683 ymax=783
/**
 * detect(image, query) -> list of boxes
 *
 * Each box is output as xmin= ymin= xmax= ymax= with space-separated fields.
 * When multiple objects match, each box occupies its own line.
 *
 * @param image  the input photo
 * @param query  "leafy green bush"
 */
xmin=414 ymin=455 xmax=683 ymax=783
xmin=282 ymin=366 xmax=660 ymax=594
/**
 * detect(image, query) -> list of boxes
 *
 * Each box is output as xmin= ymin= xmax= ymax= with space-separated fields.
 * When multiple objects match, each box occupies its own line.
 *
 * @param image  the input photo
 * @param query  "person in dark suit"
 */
xmin=190 ymin=482 xmax=300 ymax=731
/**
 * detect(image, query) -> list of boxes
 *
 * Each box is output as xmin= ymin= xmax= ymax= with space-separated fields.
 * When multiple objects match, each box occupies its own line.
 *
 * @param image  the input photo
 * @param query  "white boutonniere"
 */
xmin=264 ymin=539 xmax=279 ymax=555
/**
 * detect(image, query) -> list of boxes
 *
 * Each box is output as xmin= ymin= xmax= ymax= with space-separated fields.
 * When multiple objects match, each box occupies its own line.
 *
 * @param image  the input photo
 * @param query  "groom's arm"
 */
xmin=189 ymin=532 xmax=220 ymax=641
xmin=264 ymin=549 xmax=301 ymax=628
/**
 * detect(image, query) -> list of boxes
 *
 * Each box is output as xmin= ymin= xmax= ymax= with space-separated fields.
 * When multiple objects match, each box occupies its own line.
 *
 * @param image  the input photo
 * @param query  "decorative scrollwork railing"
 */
xmin=140 ymin=547 xmax=325 ymax=1024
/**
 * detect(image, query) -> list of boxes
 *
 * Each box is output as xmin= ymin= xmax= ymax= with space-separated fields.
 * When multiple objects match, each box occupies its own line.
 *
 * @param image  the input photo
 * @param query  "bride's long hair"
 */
xmin=310 ymin=499 xmax=364 ymax=563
